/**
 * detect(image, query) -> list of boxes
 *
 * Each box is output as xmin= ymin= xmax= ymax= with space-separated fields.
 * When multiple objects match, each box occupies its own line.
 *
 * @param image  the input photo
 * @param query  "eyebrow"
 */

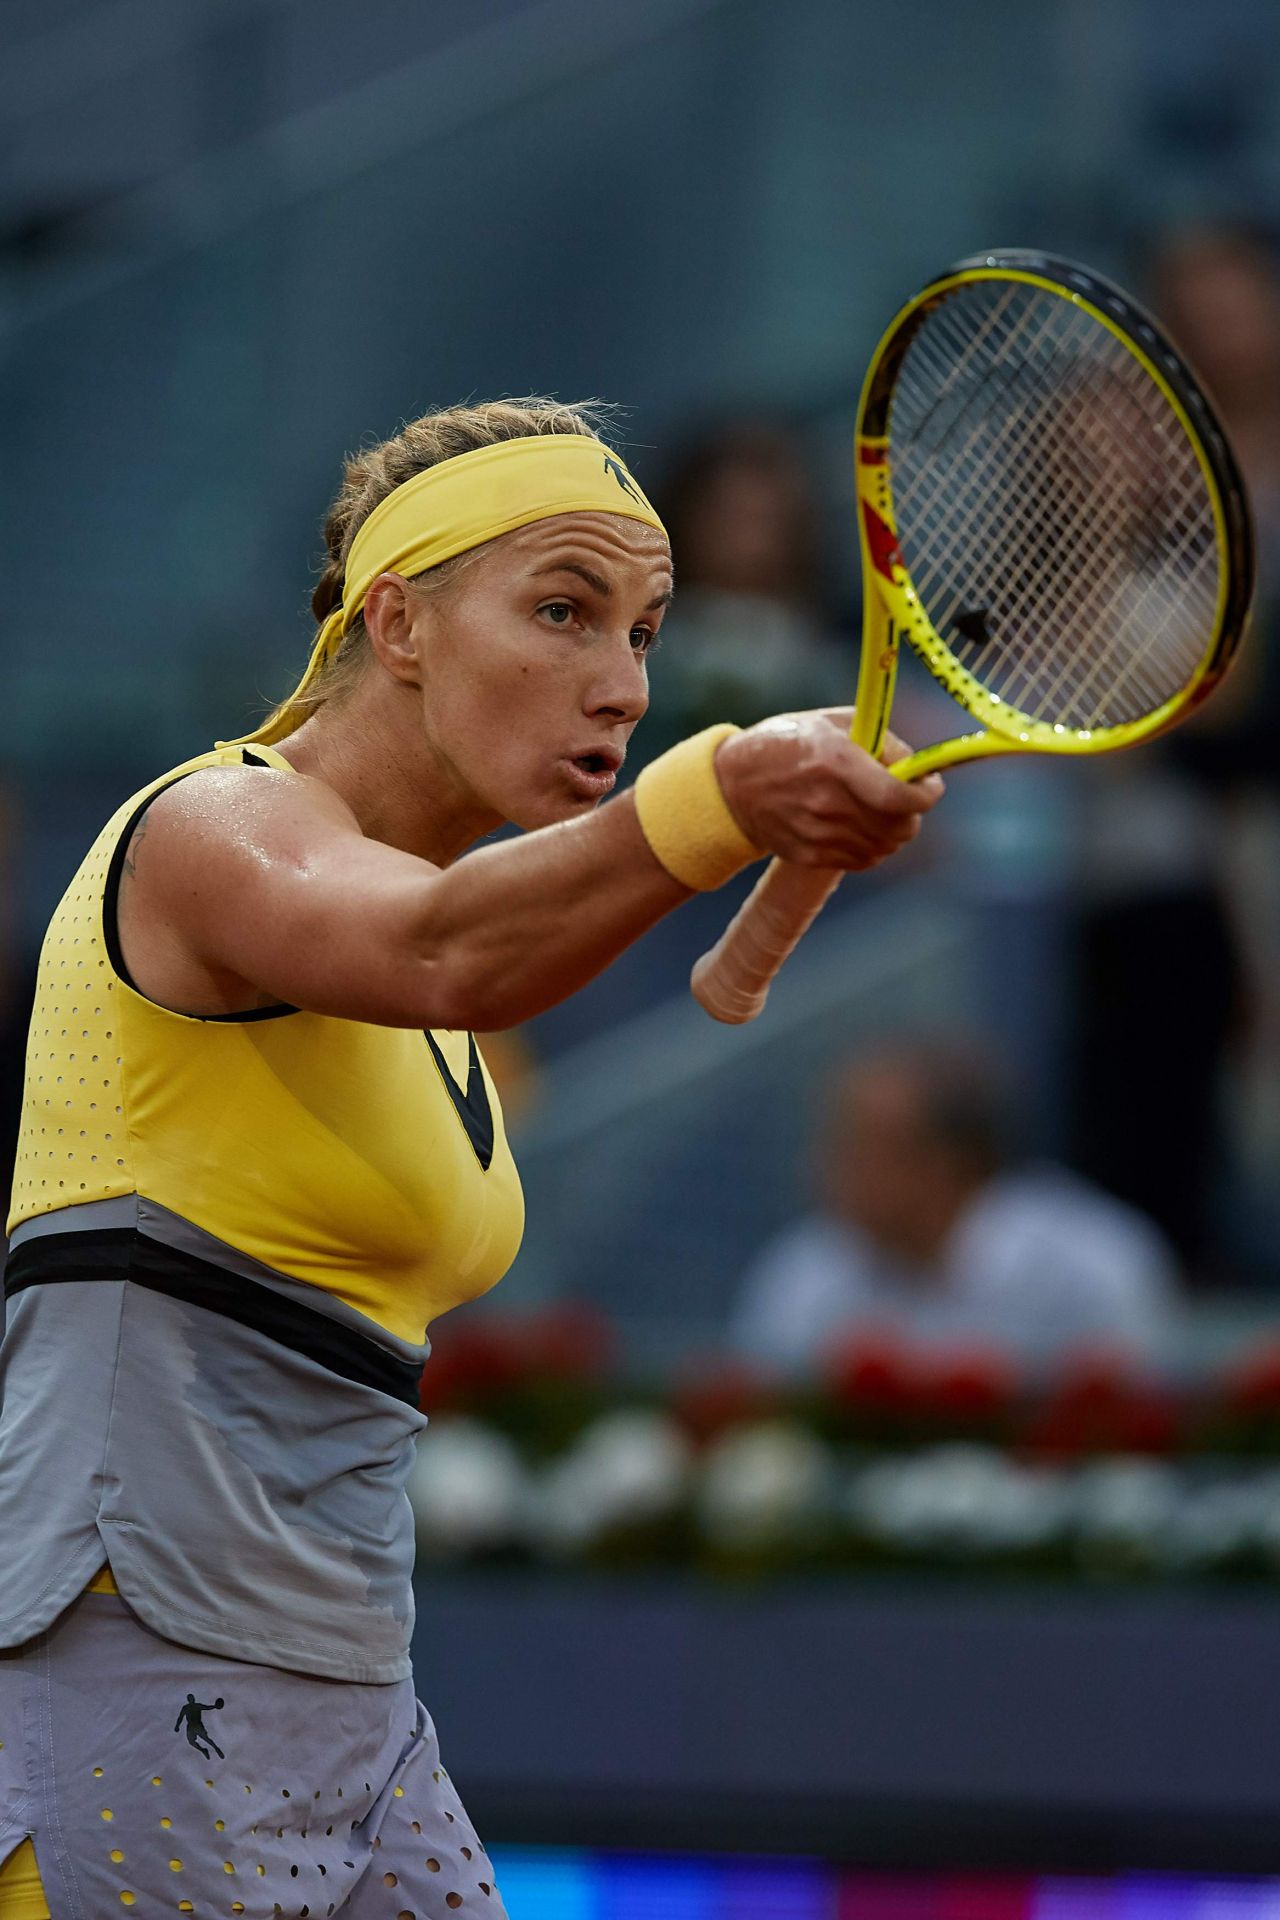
xmin=533 ymin=561 xmax=673 ymax=611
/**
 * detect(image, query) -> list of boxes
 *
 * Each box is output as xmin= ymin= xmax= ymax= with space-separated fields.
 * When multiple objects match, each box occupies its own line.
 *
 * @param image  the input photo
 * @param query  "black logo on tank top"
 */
xmin=175 ymin=1693 xmax=225 ymax=1759
xmin=425 ymin=1031 xmax=494 ymax=1171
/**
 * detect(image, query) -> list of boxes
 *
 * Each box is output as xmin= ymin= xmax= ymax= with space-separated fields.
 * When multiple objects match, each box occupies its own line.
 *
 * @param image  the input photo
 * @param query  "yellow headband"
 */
xmin=224 ymin=434 xmax=667 ymax=747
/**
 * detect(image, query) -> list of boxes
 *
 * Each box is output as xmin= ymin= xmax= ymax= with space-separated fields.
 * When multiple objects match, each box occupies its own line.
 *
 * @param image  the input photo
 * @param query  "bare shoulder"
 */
xmin=115 ymin=762 xmax=368 ymax=1015
xmin=131 ymin=762 xmax=362 ymax=875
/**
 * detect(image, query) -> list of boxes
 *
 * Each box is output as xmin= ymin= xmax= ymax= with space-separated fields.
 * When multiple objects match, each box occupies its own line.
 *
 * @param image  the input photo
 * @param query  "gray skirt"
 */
xmin=0 ymin=1588 xmax=506 ymax=1919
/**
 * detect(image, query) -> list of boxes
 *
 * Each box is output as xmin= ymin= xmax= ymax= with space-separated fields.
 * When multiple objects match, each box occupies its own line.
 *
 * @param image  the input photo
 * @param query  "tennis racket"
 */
xmin=691 ymin=249 xmax=1254 ymax=1024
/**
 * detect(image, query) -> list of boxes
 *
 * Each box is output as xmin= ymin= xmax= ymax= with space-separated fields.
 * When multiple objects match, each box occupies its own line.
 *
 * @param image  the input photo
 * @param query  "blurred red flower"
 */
xmin=1220 ymin=1339 xmax=1280 ymax=1417
xmin=1022 ymin=1347 xmax=1180 ymax=1458
xmin=826 ymin=1328 xmax=919 ymax=1418
xmin=671 ymin=1359 xmax=781 ymax=1446
xmin=920 ymin=1344 xmax=1020 ymax=1428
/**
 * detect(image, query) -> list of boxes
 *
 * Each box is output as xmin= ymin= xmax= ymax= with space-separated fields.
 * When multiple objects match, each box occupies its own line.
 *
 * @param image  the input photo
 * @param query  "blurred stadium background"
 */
xmin=6 ymin=0 xmax=1280 ymax=1909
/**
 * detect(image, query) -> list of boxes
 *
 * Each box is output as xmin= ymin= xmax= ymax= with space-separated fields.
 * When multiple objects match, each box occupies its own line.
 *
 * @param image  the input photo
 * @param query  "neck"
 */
xmin=840 ymin=1181 xmax=975 ymax=1270
xmin=273 ymin=678 xmax=503 ymax=867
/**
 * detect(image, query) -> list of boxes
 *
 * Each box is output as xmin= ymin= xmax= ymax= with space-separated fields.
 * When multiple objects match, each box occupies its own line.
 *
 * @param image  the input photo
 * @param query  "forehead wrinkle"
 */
xmin=532 ymin=560 xmax=612 ymax=597
xmin=530 ymin=558 xmax=674 ymax=615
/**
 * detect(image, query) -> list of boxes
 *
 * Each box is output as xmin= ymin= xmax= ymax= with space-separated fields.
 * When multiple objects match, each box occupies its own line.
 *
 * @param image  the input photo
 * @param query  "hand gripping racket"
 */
xmin=691 ymin=249 xmax=1254 ymax=1023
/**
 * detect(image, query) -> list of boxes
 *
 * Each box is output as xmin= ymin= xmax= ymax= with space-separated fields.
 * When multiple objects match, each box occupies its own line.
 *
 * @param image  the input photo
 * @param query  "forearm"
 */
xmin=413 ymin=791 xmax=692 ymax=1029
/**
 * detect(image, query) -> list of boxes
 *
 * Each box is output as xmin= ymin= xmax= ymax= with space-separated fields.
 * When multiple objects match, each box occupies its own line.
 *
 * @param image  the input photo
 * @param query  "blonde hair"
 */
xmin=280 ymin=398 xmax=611 ymax=731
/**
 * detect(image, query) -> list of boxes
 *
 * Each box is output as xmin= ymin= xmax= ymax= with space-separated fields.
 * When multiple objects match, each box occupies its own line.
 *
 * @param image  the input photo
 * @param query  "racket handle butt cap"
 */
xmin=689 ymin=956 xmax=770 ymax=1025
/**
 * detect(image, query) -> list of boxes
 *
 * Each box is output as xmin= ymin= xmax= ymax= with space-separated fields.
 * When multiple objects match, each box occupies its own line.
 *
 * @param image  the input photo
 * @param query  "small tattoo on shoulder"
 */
xmin=122 ymin=814 xmax=151 ymax=881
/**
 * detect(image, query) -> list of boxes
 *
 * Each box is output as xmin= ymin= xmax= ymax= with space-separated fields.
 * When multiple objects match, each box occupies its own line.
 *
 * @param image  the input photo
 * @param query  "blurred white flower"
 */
xmin=848 ymin=1445 xmax=1068 ymax=1556
xmin=529 ymin=1409 xmax=692 ymax=1557
xmin=696 ymin=1420 xmax=834 ymax=1549
xmin=408 ymin=1418 xmax=529 ymax=1559
xmin=1248 ymin=1469 xmax=1280 ymax=1569
xmin=1070 ymin=1458 xmax=1182 ymax=1564
xmin=1158 ymin=1479 xmax=1265 ymax=1572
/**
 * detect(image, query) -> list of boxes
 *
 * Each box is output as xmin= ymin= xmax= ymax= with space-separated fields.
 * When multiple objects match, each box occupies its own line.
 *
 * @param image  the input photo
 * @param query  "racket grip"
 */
xmin=690 ymin=859 xmax=843 ymax=1024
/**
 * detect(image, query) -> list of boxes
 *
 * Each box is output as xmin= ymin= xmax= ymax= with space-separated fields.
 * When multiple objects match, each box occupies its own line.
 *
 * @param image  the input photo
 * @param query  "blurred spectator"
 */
xmin=1146 ymin=225 xmax=1280 ymax=791
xmin=1152 ymin=230 xmax=1280 ymax=593
xmin=643 ymin=420 xmax=847 ymax=755
xmin=1065 ymin=227 xmax=1280 ymax=1273
xmin=1153 ymin=227 xmax=1280 ymax=1231
xmin=730 ymin=1042 xmax=1179 ymax=1373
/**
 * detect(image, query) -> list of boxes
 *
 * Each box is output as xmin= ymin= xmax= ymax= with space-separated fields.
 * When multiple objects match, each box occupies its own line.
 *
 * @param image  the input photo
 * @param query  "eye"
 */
xmin=630 ymin=626 xmax=661 ymax=657
xmin=538 ymin=601 xmax=575 ymax=626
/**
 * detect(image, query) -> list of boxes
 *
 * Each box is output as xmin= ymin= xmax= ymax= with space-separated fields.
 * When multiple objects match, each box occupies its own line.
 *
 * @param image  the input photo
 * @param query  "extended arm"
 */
xmin=119 ymin=714 xmax=941 ymax=1031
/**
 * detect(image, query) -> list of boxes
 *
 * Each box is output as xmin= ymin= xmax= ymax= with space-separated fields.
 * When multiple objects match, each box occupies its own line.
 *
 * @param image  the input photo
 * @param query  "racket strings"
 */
xmin=898 ymin=327 xmax=1176 ymax=712
xmin=902 ymin=310 xmax=1213 ymax=719
xmin=898 ymin=304 xmax=1215 ymax=726
xmin=886 ymin=281 xmax=1219 ymax=733
xmin=894 ymin=320 xmax=1179 ymax=713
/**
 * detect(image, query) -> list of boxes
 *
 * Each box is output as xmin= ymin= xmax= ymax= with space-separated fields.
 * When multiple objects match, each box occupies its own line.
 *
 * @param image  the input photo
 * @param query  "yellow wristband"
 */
xmin=633 ymin=724 xmax=763 ymax=891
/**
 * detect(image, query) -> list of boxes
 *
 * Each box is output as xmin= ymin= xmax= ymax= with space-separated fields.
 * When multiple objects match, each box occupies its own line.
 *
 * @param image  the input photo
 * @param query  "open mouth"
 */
xmin=564 ymin=750 xmax=621 ymax=798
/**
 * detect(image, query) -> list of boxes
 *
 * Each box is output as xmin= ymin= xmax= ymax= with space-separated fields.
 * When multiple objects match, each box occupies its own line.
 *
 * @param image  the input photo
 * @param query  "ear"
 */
xmin=362 ymin=572 xmax=427 ymax=690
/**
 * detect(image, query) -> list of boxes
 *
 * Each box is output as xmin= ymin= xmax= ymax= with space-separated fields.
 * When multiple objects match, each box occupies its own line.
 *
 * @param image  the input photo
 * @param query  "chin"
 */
xmin=513 ymin=793 xmax=599 ymax=831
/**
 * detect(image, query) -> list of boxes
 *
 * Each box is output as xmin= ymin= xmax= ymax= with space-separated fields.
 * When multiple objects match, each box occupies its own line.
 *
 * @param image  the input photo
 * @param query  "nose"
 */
xmin=584 ymin=632 xmax=650 ymax=727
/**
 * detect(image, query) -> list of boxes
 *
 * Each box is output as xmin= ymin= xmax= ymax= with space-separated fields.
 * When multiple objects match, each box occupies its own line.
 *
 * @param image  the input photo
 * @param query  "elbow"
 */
xmin=417 ymin=961 xmax=532 ymax=1035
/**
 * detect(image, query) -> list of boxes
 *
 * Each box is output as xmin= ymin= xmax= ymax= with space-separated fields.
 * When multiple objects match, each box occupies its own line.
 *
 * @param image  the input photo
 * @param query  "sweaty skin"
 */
xmin=118 ymin=511 xmax=942 ymax=1031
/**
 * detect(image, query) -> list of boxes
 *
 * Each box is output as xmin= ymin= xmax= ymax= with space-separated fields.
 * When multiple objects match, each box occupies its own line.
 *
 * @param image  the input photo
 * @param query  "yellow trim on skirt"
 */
xmin=0 ymin=1841 xmax=50 ymax=1920
xmin=0 ymin=1571 xmax=118 ymax=1914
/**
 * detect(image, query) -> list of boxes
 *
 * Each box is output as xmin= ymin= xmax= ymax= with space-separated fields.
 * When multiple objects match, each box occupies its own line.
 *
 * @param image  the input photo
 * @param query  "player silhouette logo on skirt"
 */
xmin=174 ymin=1692 xmax=225 ymax=1759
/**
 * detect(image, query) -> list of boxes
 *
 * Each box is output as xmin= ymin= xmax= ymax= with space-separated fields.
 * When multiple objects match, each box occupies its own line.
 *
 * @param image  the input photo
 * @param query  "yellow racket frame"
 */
xmin=690 ymin=251 xmax=1254 ymax=1025
xmin=848 ymin=259 xmax=1251 ymax=779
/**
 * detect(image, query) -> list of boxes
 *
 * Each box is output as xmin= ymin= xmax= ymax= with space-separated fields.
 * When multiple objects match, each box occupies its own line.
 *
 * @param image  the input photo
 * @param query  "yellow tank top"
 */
xmin=6 ymin=744 xmax=524 ymax=1343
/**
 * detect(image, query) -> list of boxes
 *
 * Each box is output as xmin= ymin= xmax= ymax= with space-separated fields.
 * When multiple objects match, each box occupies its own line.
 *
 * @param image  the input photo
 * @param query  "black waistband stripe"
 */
xmin=4 ymin=1229 xmax=424 ymax=1408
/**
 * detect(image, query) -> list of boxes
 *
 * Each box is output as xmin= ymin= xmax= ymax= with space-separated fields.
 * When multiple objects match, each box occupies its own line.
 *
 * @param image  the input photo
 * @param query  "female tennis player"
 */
xmin=0 ymin=399 xmax=941 ymax=1920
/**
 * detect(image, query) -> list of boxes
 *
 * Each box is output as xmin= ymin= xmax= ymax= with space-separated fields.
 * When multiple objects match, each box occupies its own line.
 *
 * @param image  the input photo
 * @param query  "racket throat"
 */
xmin=893 ymin=729 xmax=1026 ymax=781
xmin=852 ymin=600 xmax=900 ymax=756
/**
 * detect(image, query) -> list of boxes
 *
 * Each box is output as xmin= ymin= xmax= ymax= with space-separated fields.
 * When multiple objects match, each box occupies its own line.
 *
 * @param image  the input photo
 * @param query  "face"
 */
xmin=1157 ymin=239 xmax=1280 ymax=400
xmin=682 ymin=455 xmax=810 ymax=597
xmin=821 ymin=1065 xmax=967 ymax=1262
xmin=398 ymin=511 xmax=672 ymax=833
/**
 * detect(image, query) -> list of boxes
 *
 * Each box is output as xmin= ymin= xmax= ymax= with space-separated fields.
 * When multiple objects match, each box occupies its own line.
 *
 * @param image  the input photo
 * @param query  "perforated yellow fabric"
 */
xmin=7 ymin=752 xmax=143 ymax=1218
xmin=7 ymin=747 xmax=524 ymax=1343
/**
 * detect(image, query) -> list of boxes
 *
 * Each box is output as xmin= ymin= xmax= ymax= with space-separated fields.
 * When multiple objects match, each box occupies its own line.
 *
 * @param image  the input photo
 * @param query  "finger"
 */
xmin=829 ymin=741 xmax=942 ymax=814
xmin=762 ymin=817 xmax=883 ymax=867
xmin=800 ymin=811 xmax=920 ymax=858
xmin=880 ymin=730 xmax=946 ymax=796
xmin=795 ymin=811 xmax=920 ymax=862
xmin=880 ymin=729 xmax=917 ymax=766
xmin=880 ymin=735 xmax=945 ymax=799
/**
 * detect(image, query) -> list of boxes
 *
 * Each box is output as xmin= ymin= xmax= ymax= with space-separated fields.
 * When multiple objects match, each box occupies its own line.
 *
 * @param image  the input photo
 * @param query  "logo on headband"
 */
xmin=604 ymin=455 xmax=644 ymax=505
